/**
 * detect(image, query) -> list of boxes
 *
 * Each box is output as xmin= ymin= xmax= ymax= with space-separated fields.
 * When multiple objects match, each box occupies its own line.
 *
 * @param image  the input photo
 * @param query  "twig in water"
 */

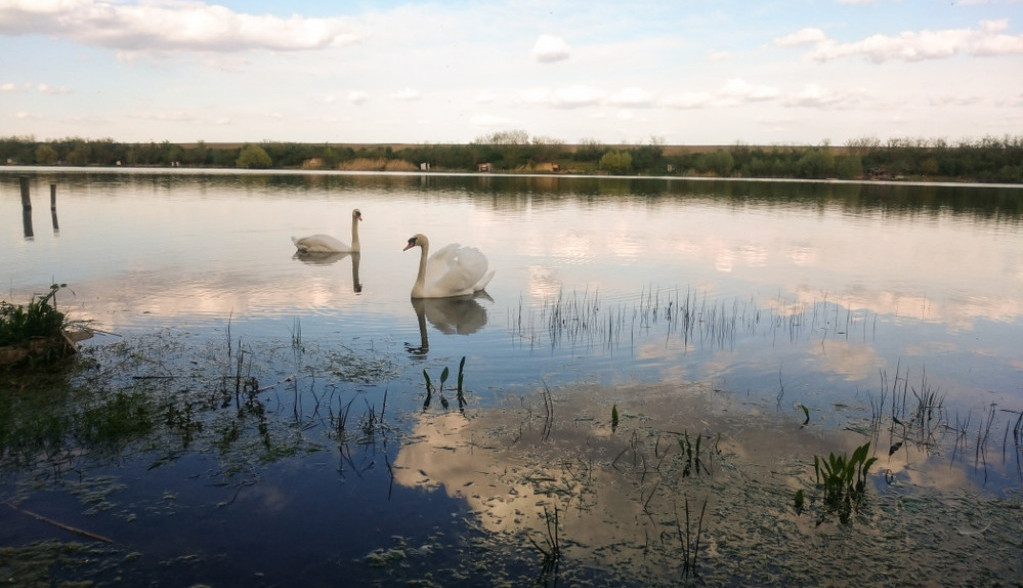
xmin=4 ymin=501 xmax=115 ymax=544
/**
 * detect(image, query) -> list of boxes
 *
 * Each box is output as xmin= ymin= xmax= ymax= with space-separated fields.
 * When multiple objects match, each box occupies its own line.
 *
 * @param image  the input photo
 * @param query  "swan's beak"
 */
xmin=403 ymin=237 xmax=417 ymax=251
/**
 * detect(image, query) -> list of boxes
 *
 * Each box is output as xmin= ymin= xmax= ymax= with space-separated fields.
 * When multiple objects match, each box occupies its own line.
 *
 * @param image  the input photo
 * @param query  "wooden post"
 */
xmin=50 ymin=184 xmax=57 ymax=210
xmin=19 ymin=176 xmax=31 ymax=210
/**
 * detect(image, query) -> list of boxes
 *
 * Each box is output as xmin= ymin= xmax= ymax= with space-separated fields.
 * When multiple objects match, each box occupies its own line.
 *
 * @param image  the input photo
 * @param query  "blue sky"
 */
xmin=1 ymin=0 xmax=1021 ymax=145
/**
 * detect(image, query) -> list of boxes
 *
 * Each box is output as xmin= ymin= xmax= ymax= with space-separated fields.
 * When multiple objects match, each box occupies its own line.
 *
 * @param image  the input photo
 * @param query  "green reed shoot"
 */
xmin=422 ymin=356 xmax=468 ymax=412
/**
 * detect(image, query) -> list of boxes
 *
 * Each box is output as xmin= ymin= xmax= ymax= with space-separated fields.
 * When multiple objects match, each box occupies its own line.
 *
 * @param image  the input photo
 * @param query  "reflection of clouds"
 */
xmin=787 ymin=245 xmax=817 ymax=266
xmin=808 ymin=339 xmax=884 ymax=382
xmin=392 ymin=382 xmax=992 ymax=577
xmin=238 ymin=483 xmax=290 ymax=513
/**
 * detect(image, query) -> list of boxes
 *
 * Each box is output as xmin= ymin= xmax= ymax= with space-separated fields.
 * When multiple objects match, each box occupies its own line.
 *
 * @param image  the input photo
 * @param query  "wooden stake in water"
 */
xmin=50 ymin=183 xmax=57 ymax=210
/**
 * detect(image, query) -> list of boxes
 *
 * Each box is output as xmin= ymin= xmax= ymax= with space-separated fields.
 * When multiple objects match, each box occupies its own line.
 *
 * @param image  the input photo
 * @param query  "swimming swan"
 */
xmin=403 ymin=233 xmax=494 ymax=298
xmin=292 ymin=208 xmax=362 ymax=253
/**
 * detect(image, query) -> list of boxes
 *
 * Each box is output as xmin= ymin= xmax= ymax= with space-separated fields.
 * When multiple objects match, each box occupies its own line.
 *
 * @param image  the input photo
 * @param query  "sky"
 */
xmin=1 ymin=0 xmax=1022 ymax=146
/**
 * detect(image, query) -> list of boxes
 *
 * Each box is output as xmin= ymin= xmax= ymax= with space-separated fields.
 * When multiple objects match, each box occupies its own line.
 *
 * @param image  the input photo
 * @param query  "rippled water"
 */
xmin=2 ymin=168 xmax=1022 ymax=585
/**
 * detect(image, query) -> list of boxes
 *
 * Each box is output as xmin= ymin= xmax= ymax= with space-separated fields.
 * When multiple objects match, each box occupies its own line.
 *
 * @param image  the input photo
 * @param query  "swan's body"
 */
xmin=404 ymin=233 xmax=494 ymax=299
xmin=292 ymin=208 xmax=361 ymax=253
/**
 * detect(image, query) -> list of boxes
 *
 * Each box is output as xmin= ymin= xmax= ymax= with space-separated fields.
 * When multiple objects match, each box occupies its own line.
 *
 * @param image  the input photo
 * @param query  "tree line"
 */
xmin=2 ymin=132 xmax=1021 ymax=183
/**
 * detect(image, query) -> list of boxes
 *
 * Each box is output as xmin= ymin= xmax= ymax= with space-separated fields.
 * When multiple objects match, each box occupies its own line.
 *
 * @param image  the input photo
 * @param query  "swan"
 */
xmin=292 ymin=208 xmax=362 ymax=253
xmin=403 ymin=233 xmax=494 ymax=299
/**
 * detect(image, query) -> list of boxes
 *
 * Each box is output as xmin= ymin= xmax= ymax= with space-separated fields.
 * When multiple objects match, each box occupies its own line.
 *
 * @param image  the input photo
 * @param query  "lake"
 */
xmin=2 ymin=168 xmax=1022 ymax=586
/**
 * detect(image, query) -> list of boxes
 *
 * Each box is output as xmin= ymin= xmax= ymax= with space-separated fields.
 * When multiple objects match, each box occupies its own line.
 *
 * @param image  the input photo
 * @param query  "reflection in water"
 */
xmin=406 ymin=293 xmax=492 ymax=355
xmin=22 ymin=208 xmax=33 ymax=240
xmin=293 ymin=251 xmax=362 ymax=293
xmin=393 ymin=382 xmax=1021 ymax=585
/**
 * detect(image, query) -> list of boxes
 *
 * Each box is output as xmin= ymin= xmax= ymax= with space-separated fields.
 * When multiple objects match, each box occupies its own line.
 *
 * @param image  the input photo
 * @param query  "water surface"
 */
xmin=2 ymin=168 xmax=1022 ymax=585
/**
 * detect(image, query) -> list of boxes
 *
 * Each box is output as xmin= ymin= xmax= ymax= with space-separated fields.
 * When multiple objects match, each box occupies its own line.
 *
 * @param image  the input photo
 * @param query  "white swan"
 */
xmin=292 ymin=208 xmax=362 ymax=253
xmin=403 ymin=233 xmax=494 ymax=299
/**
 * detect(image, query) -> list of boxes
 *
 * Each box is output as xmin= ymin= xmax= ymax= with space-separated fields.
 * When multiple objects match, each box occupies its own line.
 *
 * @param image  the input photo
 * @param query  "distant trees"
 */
xmin=599 ymin=150 xmax=632 ymax=173
xmin=0 ymin=134 xmax=1019 ymax=183
xmin=34 ymin=144 xmax=58 ymax=165
xmin=236 ymin=144 xmax=272 ymax=169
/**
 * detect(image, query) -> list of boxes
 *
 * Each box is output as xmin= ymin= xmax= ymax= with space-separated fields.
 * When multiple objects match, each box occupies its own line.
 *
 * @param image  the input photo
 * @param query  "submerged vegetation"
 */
xmin=3 ymin=132 xmax=1022 ymax=182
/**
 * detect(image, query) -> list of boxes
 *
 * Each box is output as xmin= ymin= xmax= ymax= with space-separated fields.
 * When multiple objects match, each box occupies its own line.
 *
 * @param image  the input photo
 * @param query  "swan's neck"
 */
xmin=413 ymin=241 xmax=429 ymax=298
xmin=350 ymin=216 xmax=360 ymax=251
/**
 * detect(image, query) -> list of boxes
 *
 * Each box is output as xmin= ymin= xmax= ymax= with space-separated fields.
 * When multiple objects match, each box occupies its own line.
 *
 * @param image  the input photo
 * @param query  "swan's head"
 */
xmin=352 ymin=209 xmax=362 ymax=221
xmin=403 ymin=233 xmax=427 ymax=251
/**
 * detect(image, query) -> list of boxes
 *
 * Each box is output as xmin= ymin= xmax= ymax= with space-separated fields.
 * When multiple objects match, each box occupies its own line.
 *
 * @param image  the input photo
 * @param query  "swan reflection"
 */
xmin=292 ymin=251 xmax=362 ymax=293
xmin=406 ymin=292 xmax=492 ymax=355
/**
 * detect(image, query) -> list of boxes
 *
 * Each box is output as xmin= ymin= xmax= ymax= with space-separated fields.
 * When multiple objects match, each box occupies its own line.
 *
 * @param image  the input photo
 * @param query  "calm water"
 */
xmin=2 ymin=168 xmax=1023 ymax=585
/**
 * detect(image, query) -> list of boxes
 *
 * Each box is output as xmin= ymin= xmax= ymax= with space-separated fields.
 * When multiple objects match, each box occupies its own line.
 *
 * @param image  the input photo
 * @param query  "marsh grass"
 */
xmin=674 ymin=494 xmax=707 ymax=580
xmin=508 ymin=286 xmax=873 ymax=355
xmin=865 ymin=362 xmax=1022 ymax=485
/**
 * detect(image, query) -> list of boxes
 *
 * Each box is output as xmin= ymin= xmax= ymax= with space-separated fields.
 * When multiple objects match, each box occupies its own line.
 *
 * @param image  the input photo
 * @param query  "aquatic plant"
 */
xmin=611 ymin=404 xmax=619 ymax=432
xmin=0 ymin=284 xmax=76 ymax=367
xmin=422 ymin=356 xmax=468 ymax=412
xmin=674 ymin=494 xmax=707 ymax=580
xmin=678 ymin=431 xmax=711 ymax=478
xmin=0 ymin=284 xmax=68 ymax=346
xmin=810 ymin=442 xmax=877 ymax=524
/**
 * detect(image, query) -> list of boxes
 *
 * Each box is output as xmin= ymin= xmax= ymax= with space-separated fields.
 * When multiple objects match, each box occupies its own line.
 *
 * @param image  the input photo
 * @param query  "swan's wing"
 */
xmin=424 ymin=244 xmax=491 ymax=296
xmin=292 ymin=234 xmax=351 ymax=253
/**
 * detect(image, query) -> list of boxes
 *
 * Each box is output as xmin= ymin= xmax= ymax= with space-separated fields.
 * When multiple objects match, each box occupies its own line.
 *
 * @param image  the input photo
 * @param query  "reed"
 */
xmin=421 ymin=356 xmax=468 ymax=412
xmin=674 ymin=494 xmax=707 ymax=580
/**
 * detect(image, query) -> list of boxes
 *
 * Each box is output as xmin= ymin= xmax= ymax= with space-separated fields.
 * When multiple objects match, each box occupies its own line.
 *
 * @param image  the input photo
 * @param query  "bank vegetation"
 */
xmin=2 ymin=131 xmax=1021 ymax=183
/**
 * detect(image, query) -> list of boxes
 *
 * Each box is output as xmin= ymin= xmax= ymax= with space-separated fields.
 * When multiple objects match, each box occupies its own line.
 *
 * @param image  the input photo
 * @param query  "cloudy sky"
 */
xmin=1 ymin=0 xmax=1022 ymax=145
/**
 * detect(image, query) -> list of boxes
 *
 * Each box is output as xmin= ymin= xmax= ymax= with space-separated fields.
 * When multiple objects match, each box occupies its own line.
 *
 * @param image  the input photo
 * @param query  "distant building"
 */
xmin=477 ymin=162 xmax=492 ymax=173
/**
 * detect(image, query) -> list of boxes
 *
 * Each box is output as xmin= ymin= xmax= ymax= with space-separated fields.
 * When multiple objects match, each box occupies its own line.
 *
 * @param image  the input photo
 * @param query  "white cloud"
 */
xmin=0 ymin=0 xmax=364 ymax=53
xmin=773 ymin=28 xmax=828 ymax=48
xmin=38 ymin=83 xmax=71 ymax=94
xmin=786 ymin=84 xmax=855 ymax=108
xmin=803 ymin=19 xmax=1023 ymax=62
xmin=391 ymin=88 xmax=422 ymax=101
xmin=532 ymin=34 xmax=570 ymax=63
xmin=520 ymin=84 xmax=604 ymax=108
xmin=348 ymin=90 xmax=368 ymax=105
xmin=607 ymin=87 xmax=654 ymax=107
xmin=719 ymin=79 xmax=779 ymax=101
xmin=470 ymin=113 xmax=515 ymax=128
xmin=660 ymin=91 xmax=714 ymax=109
xmin=475 ymin=90 xmax=498 ymax=104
